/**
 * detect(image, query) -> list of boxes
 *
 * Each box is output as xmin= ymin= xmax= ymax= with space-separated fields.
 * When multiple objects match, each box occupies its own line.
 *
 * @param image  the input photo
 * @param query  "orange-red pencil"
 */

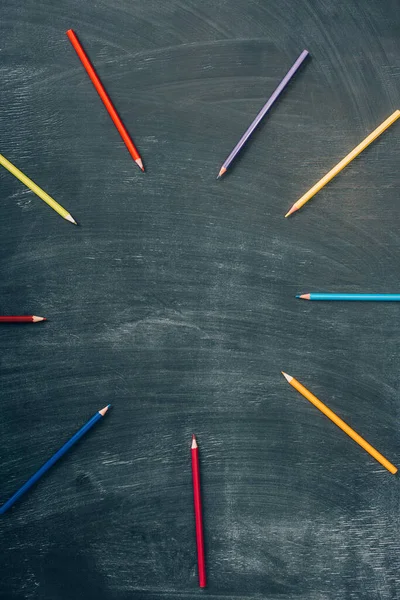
xmin=191 ymin=435 xmax=206 ymax=588
xmin=0 ymin=316 xmax=46 ymax=323
xmin=66 ymin=29 xmax=144 ymax=172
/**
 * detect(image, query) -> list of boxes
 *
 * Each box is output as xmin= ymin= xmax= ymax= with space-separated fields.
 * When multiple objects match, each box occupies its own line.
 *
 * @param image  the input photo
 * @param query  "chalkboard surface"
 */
xmin=0 ymin=1 xmax=399 ymax=599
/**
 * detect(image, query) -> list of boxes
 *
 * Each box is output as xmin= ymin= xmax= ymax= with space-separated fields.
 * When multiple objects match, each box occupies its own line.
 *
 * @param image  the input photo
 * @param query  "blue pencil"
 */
xmin=0 ymin=405 xmax=110 ymax=515
xmin=297 ymin=293 xmax=400 ymax=301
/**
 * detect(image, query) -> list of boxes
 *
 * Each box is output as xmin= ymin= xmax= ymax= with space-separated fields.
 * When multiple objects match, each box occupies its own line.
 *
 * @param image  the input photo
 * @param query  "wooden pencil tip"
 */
xmin=32 ymin=316 xmax=46 ymax=322
xmin=281 ymin=371 xmax=293 ymax=383
xmin=217 ymin=167 xmax=227 ymax=179
xmin=191 ymin=435 xmax=198 ymax=449
xmin=298 ymin=294 xmax=310 ymax=300
xmin=65 ymin=213 xmax=78 ymax=225
xmin=135 ymin=158 xmax=144 ymax=172
xmin=285 ymin=205 xmax=296 ymax=218
xmin=99 ymin=405 xmax=111 ymax=416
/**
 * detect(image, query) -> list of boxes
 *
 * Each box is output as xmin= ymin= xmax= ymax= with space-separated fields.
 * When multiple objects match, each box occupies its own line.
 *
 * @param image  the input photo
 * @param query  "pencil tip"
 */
xmin=298 ymin=294 xmax=310 ymax=300
xmin=281 ymin=371 xmax=293 ymax=383
xmin=99 ymin=405 xmax=111 ymax=416
xmin=217 ymin=167 xmax=227 ymax=179
xmin=32 ymin=316 xmax=46 ymax=322
xmin=285 ymin=204 xmax=298 ymax=218
xmin=65 ymin=213 xmax=78 ymax=225
xmin=191 ymin=435 xmax=198 ymax=449
xmin=135 ymin=158 xmax=144 ymax=172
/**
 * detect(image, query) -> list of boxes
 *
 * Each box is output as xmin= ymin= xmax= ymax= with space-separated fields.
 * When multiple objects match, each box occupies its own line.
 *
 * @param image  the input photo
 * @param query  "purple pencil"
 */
xmin=217 ymin=49 xmax=309 ymax=178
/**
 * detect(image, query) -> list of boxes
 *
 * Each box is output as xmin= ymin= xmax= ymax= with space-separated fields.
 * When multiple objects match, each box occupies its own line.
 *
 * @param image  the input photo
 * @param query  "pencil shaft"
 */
xmin=287 ymin=375 xmax=397 ymax=474
xmin=0 ymin=316 xmax=38 ymax=322
xmin=0 ymin=154 xmax=75 ymax=222
xmin=0 ymin=409 xmax=107 ymax=514
xmin=307 ymin=293 xmax=400 ymax=301
xmin=221 ymin=50 xmax=309 ymax=172
xmin=289 ymin=109 xmax=400 ymax=214
xmin=191 ymin=441 xmax=206 ymax=587
xmin=66 ymin=29 xmax=143 ymax=168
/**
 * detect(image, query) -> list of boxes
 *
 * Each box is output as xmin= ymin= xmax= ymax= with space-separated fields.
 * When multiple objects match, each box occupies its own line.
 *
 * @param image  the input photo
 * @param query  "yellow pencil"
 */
xmin=0 ymin=153 xmax=77 ymax=224
xmin=285 ymin=109 xmax=400 ymax=217
xmin=281 ymin=372 xmax=397 ymax=474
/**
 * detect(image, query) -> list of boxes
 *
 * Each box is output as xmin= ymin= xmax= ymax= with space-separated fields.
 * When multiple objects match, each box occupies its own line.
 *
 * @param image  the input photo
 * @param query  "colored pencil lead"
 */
xmin=65 ymin=213 xmax=78 ymax=224
xmin=296 ymin=294 xmax=310 ymax=300
xmin=281 ymin=371 xmax=292 ymax=383
xmin=136 ymin=158 xmax=145 ymax=172
xmin=285 ymin=205 xmax=297 ymax=218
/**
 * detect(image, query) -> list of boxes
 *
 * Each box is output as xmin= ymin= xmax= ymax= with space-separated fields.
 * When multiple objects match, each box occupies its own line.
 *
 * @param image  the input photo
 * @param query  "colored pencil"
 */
xmin=297 ymin=293 xmax=400 ymax=301
xmin=217 ymin=49 xmax=309 ymax=178
xmin=191 ymin=435 xmax=206 ymax=587
xmin=0 ymin=405 xmax=110 ymax=515
xmin=0 ymin=154 xmax=77 ymax=224
xmin=281 ymin=372 xmax=397 ymax=474
xmin=66 ymin=29 xmax=144 ymax=172
xmin=285 ymin=109 xmax=400 ymax=217
xmin=0 ymin=316 xmax=46 ymax=323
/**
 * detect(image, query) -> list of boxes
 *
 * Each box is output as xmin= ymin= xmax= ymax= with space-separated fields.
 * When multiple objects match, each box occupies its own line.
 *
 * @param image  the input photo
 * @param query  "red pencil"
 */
xmin=191 ymin=435 xmax=206 ymax=588
xmin=66 ymin=29 xmax=144 ymax=172
xmin=0 ymin=316 xmax=46 ymax=323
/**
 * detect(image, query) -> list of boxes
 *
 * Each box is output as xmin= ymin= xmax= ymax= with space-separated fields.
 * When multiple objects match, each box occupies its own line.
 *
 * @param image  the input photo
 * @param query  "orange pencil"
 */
xmin=282 ymin=372 xmax=397 ymax=474
xmin=66 ymin=29 xmax=144 ymax=172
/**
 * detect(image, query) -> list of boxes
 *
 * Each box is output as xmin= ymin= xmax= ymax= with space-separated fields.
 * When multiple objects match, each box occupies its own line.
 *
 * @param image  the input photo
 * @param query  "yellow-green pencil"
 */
xmin=0 ymin=153 xmax=77 ymax=224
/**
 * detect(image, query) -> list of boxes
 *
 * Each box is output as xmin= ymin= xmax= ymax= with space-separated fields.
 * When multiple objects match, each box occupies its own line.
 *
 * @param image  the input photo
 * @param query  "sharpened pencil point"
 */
xmin=298 ymin=294 xmax=310 ymax=300
xmin=135 ymin=158 xmax=144 ymax=172
xmin=191 ymin=435 xmax=198 ymax=449
xmin=99 ymin=405 xmax=110 ymax=416
xmin=65 ymin=213 xmax=78 ymax=225
xmin=285 ymin=204 xmax=298 ymax=218
xmin=217 ymin=167 xmax=227 ymax=179
xmin=32 ymin=316 xmax=46 ymax=322
xmin=281 ymin=371 xmax=293 ymax=383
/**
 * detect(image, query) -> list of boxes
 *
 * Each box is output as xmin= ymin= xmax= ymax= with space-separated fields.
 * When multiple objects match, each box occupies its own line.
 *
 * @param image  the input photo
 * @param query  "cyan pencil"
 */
xmin=297 ymin=293 xmax=400 ymax=301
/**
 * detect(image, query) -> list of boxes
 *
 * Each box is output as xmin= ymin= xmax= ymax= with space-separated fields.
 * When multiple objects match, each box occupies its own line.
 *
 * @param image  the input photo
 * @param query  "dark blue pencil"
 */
xmin=0 ymin=405 xmax=110 ymax=515
xmin=297 ymin=293 xmax=400 ymax=301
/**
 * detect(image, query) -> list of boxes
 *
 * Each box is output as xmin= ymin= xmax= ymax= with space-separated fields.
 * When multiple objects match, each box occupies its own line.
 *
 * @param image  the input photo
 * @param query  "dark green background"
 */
xmin=0 ymin=1 xmax=399 ymax=598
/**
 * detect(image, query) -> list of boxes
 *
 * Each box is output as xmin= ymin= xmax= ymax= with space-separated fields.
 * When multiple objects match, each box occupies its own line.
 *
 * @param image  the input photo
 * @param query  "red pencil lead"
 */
xmin=135 ymin=158 xmax=145 ymax=172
